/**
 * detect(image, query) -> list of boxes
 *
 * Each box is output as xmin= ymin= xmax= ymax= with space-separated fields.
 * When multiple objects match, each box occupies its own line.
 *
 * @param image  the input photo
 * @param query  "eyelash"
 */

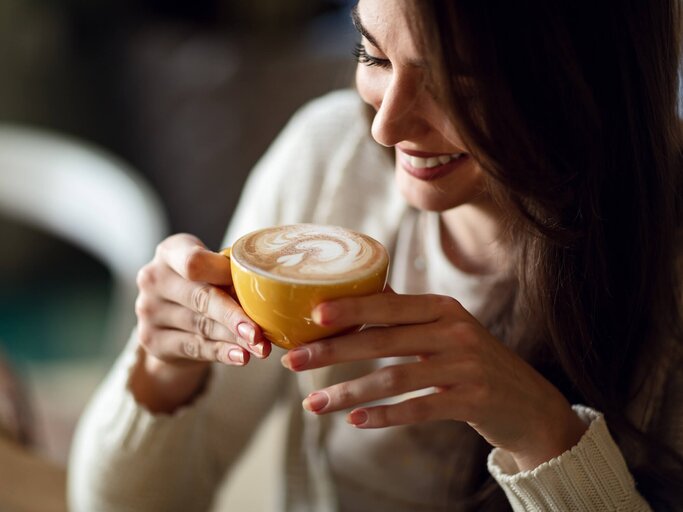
xmin=353 ymin=43 xmax=391 ymax=69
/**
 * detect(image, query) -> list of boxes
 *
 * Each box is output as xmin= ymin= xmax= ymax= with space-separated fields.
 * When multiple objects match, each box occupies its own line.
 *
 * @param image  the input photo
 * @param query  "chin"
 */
xmin=395 ymin=166 xmax=483 ymax=212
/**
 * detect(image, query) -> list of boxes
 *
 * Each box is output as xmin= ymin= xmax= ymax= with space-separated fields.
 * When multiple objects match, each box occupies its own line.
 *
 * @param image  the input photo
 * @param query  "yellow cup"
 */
xmin=222 ymin=224 xmax=389 ymax=350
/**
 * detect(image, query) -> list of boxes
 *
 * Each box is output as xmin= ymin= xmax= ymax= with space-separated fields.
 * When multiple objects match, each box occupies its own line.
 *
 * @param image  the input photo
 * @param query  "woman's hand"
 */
xmin=130 ymin=233 xmax=271 ymax=413
xmin=280 ymin=291 xmax=587 ymax=471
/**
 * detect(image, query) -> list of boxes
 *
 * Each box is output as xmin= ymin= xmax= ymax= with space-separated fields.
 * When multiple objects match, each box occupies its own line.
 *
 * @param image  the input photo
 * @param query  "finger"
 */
xmin=136 ymin=296 xmax=235 ymax=340
xmin=147 ymin=263 xmax=268 ymax=348
xmin=138 ymin=325 xmax=251 ymax=366
xmin=171 ymin=300 xmax=270 ymax=358
xmin=346 ymin=391 xmax=467 ymax=429
xmin=281 ymin=321 xmax=476 ymax=370
xmin=312 ymin=293 xmax=468 ymax=328
xmin=301 ymin=359 xmax=472 ymax=415
xmin=157 ymin=233 xmax=232 ymax=285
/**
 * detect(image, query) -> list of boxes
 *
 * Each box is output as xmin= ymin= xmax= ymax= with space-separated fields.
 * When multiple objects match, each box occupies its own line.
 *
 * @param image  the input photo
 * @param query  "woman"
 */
xmin=69 ymin=0 xmax=683 ymax=510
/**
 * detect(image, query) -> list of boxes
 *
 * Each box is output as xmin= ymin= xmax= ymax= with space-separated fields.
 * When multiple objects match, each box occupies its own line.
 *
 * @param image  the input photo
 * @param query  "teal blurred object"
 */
xmin=0 ymin=219 xmax=111 ymax=363
xmin=0 ymin=125 xmax=169 ymax=365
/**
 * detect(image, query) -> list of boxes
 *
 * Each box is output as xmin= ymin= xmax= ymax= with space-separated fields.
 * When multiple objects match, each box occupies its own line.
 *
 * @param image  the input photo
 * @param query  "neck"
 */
xmin=439 ymin=200 xmax=506 ymax=276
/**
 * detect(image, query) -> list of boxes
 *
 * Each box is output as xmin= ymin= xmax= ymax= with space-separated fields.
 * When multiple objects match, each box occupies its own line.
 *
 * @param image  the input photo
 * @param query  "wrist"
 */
xmin=129 ymin=347 xmax=211 ymax=414
xmin=511 ymin=404 xmax=588 ymax=471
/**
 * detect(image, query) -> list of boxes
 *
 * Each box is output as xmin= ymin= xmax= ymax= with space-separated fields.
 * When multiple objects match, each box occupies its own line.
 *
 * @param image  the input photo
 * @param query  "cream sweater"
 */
xmin=69 ymin=90 xmax=677 ymax=511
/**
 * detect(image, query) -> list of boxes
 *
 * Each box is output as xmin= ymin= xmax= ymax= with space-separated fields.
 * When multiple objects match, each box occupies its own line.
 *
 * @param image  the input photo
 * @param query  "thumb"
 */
xmin=159 ymin=234 xmax=232 ymax=285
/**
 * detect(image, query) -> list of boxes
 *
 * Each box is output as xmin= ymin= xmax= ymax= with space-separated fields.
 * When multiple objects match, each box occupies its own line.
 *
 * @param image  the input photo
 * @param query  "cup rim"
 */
xmin=229 ymin=224 xmax=389 ymax=286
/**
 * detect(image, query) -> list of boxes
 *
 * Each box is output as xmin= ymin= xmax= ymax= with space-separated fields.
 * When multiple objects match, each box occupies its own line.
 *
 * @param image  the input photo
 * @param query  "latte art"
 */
xmin=231 ymin=224 xmax=387 ymax=283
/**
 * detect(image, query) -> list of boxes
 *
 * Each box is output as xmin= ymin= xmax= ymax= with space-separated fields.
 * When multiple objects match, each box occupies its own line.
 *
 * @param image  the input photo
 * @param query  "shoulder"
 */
xmin=276 ymin=89 xmax=370 ymax=151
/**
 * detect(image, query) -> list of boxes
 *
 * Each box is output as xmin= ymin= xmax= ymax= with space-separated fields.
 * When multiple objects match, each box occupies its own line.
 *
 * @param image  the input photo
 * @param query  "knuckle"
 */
xmin=153 ymin=242 xmax=165 ymax=260
xmin=155 ymin=235 xmax=177 ymax=261
xmin=444 ymin=321 xmax=476 ymax=346
xmin=190 ymin=285 xmax=212 ymax=314
xmin=471 ymin=381 xmax=491 ymax=405
xmin=134 ymin=295 xmax=154 ymax=320
xmin=136 ymin=264 xmax=156 ymax=290
xmin=194 ymin=314 xmax=214 ymax=339
xmin=436 ymin=295 xmax=461 ymax=312
xmin=137 ymin=324 xmax=156 ymax=351
xmin=221 ymin=306 xmax=241 ymax=333
xmin=183 ymin=246 xmax=206 ymax=281
xmin=378 ymin=365 xmax=408 ymax=392
xmin=314 ymin=339 xmax=337 ymax=362
xmin=212 ymin=343 xmax=226 ymax=363
xmin=182 ymin=337 xmax=201 ymax=360
xmin=366 ymin=329 xmax=389 ymax=353
xmin=385 ymin=294 xmax=404 ymax=316
xmin=334 ymin=382 xmax=355 ymax=405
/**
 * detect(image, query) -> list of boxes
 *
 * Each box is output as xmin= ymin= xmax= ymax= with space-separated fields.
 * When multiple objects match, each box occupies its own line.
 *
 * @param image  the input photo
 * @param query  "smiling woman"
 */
xmin=69 ymin=1 xmax=683 ymax=511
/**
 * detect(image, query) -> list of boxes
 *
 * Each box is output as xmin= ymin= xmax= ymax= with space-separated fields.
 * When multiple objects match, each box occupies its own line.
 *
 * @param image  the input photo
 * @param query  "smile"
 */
xmin=405 ymin=153 xmax=465 ymax=169
xmin=397 ymin=149 xmax=469 ymax=181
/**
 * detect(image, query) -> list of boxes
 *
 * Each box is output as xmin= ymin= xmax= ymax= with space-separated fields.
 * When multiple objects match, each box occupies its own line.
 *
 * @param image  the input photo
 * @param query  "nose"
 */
xmin=368 ymin=74 xmax=429 ymax=147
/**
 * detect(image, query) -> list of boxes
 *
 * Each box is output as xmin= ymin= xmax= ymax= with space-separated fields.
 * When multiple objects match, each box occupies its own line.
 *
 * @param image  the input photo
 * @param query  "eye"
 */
xmin=353 ymin=43 xmax=391 ymax=70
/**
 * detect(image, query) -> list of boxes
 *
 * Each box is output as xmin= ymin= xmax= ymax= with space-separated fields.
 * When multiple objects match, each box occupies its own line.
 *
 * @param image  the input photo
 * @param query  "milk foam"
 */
xmin=232 ymin=224 xmax=387 ymax=283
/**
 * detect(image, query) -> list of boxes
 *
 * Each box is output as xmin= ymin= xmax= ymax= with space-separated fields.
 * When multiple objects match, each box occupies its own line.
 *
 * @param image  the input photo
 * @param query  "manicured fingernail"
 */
xmin=303 ymin=391 xmax=328 ymax=413
xmin=228 ymin=348 xmax=245 ymax=365
xmin=312 ymin=303 xmax=338 ymax=326
xmin=237 ymin=323 xmax=256 ymax=344
xmin=250 ymin=341 xmax=264 ymax=357
xmin=347 ymin=409 xmax=368 ymax=427
xmin=283 ymin=348 xmax=309 ymax=370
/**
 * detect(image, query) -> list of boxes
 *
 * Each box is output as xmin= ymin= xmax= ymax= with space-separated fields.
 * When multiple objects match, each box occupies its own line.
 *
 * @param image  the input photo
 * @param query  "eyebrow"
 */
xmin=351 ymin=4 xmax=384 ymax=52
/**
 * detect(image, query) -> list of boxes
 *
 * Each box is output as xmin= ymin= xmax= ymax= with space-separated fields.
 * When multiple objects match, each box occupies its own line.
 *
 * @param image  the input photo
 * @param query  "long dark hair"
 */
xmin=410 ymin=1 xmax=683 ymax=509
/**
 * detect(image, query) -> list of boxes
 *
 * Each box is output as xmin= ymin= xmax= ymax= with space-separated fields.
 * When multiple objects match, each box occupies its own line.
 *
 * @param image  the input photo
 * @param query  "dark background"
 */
xmin=0 ymin=0 xmax=357 ymax=247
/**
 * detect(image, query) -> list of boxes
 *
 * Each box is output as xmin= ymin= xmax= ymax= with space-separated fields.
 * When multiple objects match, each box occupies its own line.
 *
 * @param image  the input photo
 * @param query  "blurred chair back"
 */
xmin=0 ymin=125 xmax=169 ymax=354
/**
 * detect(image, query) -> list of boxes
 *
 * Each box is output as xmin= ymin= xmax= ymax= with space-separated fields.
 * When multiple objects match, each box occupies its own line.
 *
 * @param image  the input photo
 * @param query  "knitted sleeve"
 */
xmin=488 ymin=405 xmax=651 ymax=511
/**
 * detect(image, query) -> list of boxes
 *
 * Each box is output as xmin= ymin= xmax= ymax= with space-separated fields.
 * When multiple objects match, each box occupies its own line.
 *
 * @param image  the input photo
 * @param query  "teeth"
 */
xmin=409 ymin=156 xmax=428 ymax=168
xmin=407 ymin=153 xmax=464 ymax=169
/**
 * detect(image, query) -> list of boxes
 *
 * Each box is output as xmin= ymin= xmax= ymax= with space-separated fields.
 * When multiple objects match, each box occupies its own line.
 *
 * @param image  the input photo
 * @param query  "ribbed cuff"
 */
xmin=487 ymin=405 xmax=650 ymax=511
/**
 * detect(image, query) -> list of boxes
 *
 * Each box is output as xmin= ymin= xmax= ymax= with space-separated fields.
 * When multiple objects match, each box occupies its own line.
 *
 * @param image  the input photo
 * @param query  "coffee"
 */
xmin=226 ymin=224 xmax=389 ymax=349
xmin=231 ymin=224 xmax=386 ymax=283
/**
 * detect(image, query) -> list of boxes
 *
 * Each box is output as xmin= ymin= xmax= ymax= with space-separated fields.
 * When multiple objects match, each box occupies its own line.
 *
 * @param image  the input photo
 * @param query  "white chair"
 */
xmin=0 ymin=124 xmax=170 ymax=467
xmin=0 ymin=124 xmax=169 ymax=356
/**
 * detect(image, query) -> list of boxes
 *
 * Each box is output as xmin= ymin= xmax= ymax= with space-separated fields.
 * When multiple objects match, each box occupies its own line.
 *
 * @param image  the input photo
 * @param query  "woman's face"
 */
xmin=354 ymin=0 xmax=488 ymax=212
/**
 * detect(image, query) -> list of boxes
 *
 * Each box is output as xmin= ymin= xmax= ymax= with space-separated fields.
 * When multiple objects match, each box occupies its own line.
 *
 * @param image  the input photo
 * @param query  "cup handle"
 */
xmin=220 ymin=247 xmax=231 ymax=260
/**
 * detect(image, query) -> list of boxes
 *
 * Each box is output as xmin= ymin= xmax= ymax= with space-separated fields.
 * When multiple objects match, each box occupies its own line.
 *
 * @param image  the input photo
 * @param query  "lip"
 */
xmin=397 ymin=148 xmax=470 ymax=181
xmin=397 ymin=147 xmax=466 ymax=158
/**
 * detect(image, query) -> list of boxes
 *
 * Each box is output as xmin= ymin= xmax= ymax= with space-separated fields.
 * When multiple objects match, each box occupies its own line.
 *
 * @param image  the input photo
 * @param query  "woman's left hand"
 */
xmin=280 ymin=291 xmax=587 ymax=471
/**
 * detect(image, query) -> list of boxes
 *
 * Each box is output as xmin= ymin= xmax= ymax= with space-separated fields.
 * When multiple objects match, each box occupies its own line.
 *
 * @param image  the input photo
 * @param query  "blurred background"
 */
xmin=0 ymin=0 xmax=357 ymax=507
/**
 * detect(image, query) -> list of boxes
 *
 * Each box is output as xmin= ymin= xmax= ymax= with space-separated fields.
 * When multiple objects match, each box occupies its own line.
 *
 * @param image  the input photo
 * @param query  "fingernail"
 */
xmin=237 ymin=323 xmax=256 ymax=344
xmin=312 ymin=303 xmax=338 ymax=326
xmin=284 ymin=348 xmax=309 ymax=370
xmin=303 ymin=391 xmax=328 ymax=413
xmin=248 ymin=340 xmax=264 ymax=357
xmin=228 ymin=348 xmax=245 ymax=365
xmin=347 ymin=409 xmax=368 ymax=427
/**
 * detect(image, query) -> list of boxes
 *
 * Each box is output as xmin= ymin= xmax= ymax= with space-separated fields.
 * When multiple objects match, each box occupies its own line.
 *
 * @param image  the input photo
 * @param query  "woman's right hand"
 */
xmin=129 ymin=233 xmax=271 ymax=413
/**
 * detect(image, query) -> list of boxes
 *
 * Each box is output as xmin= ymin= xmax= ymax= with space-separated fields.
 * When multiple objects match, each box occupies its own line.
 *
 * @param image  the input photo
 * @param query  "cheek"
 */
xmin=355 ymin=66 xmax=383 ymax=111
